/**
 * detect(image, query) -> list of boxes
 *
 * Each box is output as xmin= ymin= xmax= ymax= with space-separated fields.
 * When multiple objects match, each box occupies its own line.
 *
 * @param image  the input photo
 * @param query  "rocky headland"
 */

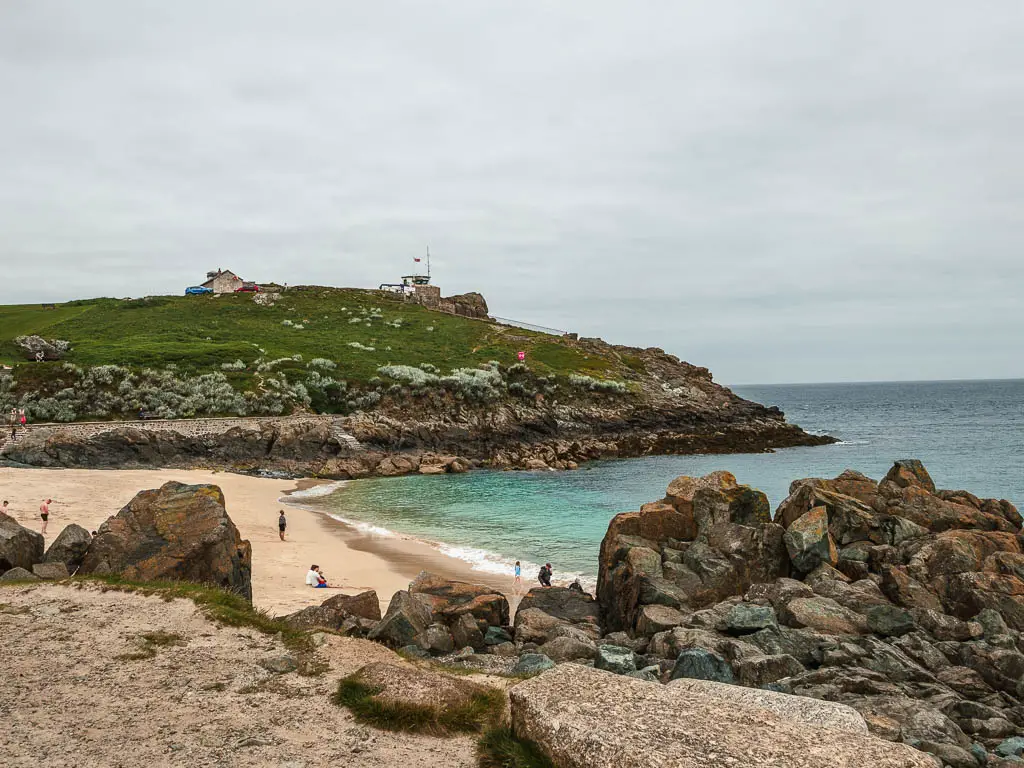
xmin=1 ymin=343 xmax=831 ymax=477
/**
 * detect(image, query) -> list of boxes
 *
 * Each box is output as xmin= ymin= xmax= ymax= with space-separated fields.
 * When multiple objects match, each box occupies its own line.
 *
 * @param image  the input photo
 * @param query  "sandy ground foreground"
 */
xmin=0 ymin=467 xmax=522 ymax=615
xmin=0 ymin=583 xmax=488 ymax=768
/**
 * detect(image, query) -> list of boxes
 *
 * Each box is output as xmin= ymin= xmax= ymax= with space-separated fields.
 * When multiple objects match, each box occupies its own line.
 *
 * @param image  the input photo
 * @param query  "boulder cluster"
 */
xmin=595 ymin=460 xmax=1024 ymax=767
xmin=0 ymin=482 xmax=253 ymax=601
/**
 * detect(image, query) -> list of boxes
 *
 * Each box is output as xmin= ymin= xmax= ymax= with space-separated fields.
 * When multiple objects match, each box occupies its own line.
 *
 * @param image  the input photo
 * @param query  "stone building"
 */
xmin=201 ymin=269 xmax=243 ymax=294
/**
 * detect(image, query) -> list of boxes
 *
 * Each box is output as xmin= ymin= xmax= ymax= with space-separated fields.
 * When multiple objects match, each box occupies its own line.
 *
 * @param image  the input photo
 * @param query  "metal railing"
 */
xmin=489 ymin=316 xmax=570 ymax=337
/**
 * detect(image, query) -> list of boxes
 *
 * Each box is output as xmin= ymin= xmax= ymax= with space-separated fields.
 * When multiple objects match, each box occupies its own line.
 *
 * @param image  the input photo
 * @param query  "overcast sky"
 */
xmin=1 ymin=2 xmax=1022 ymax=384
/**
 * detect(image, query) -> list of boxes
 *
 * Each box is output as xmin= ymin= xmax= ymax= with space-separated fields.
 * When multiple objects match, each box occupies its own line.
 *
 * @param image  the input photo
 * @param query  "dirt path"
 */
xmin=0 ymin=584 xmax=480 ymax=768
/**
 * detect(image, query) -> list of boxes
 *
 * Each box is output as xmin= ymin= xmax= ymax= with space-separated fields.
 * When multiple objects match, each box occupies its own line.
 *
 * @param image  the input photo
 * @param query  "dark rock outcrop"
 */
xmin=43 ymin=524 xmax=92 ymax=572
xmin=0 ymin=512 xmax=45 ymax=575
xmin=598 ymin=471 xmax=787 ymax=633
xmin=367 ymin=590 xmax=434 ymax=648
xmin=78 ymin=482 xmax=253 ymax=601
xmin=282 ymin=589 xmax=381 ymax=632
xmin=0 ymin=566 xmax=38 ymax=581
xmin=514 ymin=586 xmax=600 ymax=647
xmin=596 ymin=461 xmax=1024 ymax=766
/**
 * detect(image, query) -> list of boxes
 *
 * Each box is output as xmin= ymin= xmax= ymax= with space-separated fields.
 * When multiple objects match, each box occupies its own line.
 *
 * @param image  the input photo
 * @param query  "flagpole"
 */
xmin=427 ymin=246 xmax=431 ymax=278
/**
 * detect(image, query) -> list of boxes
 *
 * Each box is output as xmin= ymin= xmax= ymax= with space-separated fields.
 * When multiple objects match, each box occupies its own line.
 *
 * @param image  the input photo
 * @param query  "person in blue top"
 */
xmin=514 ymin=561 xmax=522 ymax=586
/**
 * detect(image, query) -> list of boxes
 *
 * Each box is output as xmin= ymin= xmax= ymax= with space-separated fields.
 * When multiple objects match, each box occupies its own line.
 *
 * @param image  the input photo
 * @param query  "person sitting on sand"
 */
xmin=538 ymin=563 xmax=552 ymax=587
xmin=305 ymin=565 xmax=329 ymax=588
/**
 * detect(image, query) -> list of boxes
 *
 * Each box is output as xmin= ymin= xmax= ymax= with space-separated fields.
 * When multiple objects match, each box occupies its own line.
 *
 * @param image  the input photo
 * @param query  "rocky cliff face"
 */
xmin=2 ymin=345 xmax=830 ymax=475
xmin=596 ymin=460 xmax=1024 ymax=766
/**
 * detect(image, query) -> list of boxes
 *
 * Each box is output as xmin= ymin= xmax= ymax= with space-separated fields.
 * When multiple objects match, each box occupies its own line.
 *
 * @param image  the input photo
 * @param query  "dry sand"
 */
xmin=0 ymin=583 xmax=489 ymax=768
xmin=0 ymin=467 xmax=522 ymax=615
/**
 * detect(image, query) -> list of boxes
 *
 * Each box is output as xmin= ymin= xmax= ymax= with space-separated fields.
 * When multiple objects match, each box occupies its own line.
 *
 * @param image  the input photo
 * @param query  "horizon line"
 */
xmin=728 ymin=376 xmax=1024 ymax=388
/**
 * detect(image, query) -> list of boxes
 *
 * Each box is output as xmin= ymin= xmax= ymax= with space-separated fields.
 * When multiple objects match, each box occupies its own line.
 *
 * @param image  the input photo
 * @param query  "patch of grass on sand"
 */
xmin=117 ymin=630 xmax=187 ymax=660
xmin=477 ymin=727 xmax=555 ymax=768
xmin=332 ymin=677 xmax=505 ymax=736
xmin=82 ymin=576 xmax=334 ymax=675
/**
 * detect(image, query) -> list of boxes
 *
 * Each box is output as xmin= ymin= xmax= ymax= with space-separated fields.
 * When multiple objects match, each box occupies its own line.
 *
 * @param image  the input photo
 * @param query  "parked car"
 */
xmin=234 ymin=283 xmax=260 ymax=293
xmin=185 ymin=286 xmax=213 ymax=295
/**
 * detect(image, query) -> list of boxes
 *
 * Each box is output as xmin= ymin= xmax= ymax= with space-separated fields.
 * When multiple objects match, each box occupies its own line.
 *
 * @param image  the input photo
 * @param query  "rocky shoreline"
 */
xmin=1 ymin=344 xmax=832 ymax=476
xmin=0 ymin=397 xmax=831 ymax=480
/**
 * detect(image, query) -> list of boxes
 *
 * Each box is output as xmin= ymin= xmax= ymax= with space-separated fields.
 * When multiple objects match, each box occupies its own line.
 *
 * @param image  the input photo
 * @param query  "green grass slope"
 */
xmin=1 ymin=288 xmax=619 ymax=379
xmin=1 ymin=287 xmax=650 ymax=421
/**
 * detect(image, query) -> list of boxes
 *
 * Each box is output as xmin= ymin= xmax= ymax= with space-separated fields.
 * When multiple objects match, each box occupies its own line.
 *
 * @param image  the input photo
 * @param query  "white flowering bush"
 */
xmin=221 ymin=359 xmax=246 ymax=371
xmin=569 ymin=373 xmax=627 ymax=394
xmin=308 ymin=358 xmax=336 ymax=370
xmin=440 ymin=367 xmax=504 ymax=402
xmin=347 ymin=342 xmax=375 ymax=351
xmin=378 ymin=365 xmax=438 ymax=387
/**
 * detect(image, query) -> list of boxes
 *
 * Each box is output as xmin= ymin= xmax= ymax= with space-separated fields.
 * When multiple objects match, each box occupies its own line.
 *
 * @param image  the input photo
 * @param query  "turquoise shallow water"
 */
xmin=306 ymin=379 xmax=1024 ymax=586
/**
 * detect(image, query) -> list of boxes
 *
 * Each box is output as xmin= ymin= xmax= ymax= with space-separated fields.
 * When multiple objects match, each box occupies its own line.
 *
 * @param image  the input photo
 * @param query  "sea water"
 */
xmin=304 ymin=379 xmax=1024 ymax=587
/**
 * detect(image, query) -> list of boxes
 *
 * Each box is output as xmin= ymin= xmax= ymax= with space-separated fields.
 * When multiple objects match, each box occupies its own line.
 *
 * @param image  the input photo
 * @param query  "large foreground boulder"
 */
xmin=345 ymin=661 xmax=492 ymax=711
xmin=78 ymin=482 xmax=253 ymax=601
xmin=0 ymin=512 xmax=45 ymax=575
xmin=510 ymin=665 xmax=935 ymax=768
xmin=43 ymin=524 xmax=92 ymax=572
xmin=667 ymin=677 xmax=868 ymax=733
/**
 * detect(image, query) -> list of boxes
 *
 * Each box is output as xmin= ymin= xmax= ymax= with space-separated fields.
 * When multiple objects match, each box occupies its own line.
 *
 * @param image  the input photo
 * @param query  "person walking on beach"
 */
xmin=278 ymin=510 xmax=287 ymax=541
xmin=514 ymin=560 xmax=522 ymax=586
xmin=39 ymin=498 xmax=51 ymax=535
xmin=538 ymin=563 xmax=552 ymax=587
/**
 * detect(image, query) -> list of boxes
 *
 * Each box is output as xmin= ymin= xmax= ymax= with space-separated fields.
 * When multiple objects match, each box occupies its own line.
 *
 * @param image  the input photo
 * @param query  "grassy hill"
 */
xmin=0 ymin=287 xmax=644 ymax=422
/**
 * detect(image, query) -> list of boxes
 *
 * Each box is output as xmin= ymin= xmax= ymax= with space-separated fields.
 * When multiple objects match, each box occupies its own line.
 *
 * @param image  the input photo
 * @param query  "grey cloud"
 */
xmin=1 ymin=1 xmax=1022 ymax=383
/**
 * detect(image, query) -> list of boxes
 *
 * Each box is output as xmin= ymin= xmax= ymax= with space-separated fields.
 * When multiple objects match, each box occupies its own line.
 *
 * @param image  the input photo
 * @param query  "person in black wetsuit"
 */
xmin=538 ymin=563 xmax=552 ymax=587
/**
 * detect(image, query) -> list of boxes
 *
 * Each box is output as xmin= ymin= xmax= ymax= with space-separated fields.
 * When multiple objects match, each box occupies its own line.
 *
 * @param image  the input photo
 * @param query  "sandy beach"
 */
xmin=0 ymin=467 xmax=521 ymax=616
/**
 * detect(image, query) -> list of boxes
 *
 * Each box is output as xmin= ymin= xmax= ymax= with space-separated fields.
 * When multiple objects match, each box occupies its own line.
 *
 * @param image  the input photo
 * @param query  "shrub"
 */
xmin=308 ymin=358 xmax=337 ymax=370
xmin=378 ymin=365 xmax=439 ymax=387
xmin=348 ymin=342 xmax=375 ymax=351
xmin=221 ymin=360 xmax=246 ymax=371
xmin=569 ymin=373 xmax=627 ymax=395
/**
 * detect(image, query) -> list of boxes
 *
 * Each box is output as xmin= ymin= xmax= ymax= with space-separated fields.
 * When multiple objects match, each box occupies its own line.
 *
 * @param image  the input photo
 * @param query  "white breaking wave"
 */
xmin=323 ymin=511 xmax=397 ymax=538
xmin=284 ymin=480 xmax=348 ymax=500
xmin=283 ymin=493 xmax=599 ymax=591
xmin=833 ymin=439 xmax=870 ymax=446
xmin=436 ymin=543 xmax=597 ymax=593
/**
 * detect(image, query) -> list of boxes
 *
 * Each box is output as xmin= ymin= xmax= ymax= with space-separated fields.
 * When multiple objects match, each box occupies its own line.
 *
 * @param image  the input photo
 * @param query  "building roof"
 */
xmin=201 ymin=269 xmax=241 ymax=288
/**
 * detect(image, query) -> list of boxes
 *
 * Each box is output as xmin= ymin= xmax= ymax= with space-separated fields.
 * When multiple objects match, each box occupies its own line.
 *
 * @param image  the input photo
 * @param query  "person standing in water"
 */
xmin=514 ymin=561 xmax=522 ymax=586
xmin=39 ymin=498 xmax=52 ymax=535
xmin=278 ymin=510 xmax=287 ymax=541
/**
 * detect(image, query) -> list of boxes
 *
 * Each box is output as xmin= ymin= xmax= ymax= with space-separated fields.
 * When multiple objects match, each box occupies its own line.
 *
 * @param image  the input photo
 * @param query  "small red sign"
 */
xmin=517 ymin=351 xmax=526 ymax=361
